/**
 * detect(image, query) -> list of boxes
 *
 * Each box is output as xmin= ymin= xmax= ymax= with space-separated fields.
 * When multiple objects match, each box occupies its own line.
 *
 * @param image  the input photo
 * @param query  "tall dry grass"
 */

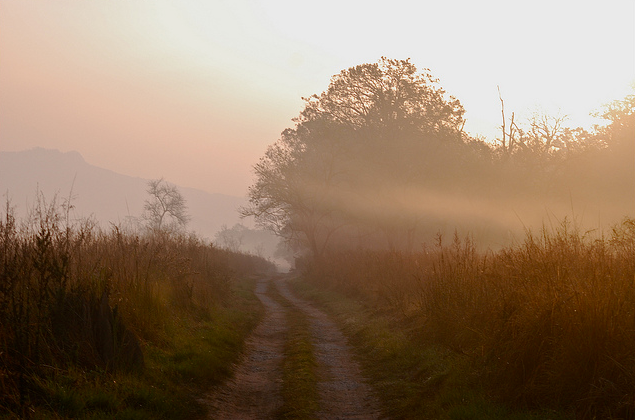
xmin=0 ymin=195 xmax=275 ymax=414
xmin=307 ymin=217 xmax=635 ymax=418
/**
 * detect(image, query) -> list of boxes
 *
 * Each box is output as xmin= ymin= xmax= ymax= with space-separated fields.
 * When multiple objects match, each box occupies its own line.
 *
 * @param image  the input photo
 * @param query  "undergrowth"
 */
xmin=0 ymin=195 xmax=272 ymax=418
xmin=298 ymin=217 xmax=635 ymax=419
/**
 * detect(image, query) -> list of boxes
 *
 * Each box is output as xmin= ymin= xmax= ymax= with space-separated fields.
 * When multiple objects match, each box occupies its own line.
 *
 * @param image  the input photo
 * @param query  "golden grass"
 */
xmin=305 ymin=217 xmax=635 ymax=418
xmin=0 ymin=196 xmax=274 ymax=416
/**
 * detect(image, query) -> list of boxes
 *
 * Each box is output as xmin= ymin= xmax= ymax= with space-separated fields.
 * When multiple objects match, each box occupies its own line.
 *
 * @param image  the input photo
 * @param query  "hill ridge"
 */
xmin=0 ymin=148 xmax=246 ymax=240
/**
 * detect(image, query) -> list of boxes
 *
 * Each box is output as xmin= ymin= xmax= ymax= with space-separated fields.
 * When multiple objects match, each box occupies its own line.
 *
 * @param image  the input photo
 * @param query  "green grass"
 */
xmin=289 ymin=276 xmax=570 ymax=420
xmin=268 ymin=280 xmax=319 ymax=420
xmin=1 ymin=275 xmax=264 ymax=420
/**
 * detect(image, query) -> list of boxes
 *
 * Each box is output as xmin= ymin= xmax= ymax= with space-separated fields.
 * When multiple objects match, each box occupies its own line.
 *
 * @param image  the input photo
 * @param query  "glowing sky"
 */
xmin=1 ymin=0 xmax=633 ymax=196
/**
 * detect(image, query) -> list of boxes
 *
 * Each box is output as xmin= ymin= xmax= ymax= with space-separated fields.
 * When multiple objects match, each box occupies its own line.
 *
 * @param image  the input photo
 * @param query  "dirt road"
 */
xmin=204 ymin=276 xmax=381 ymax=419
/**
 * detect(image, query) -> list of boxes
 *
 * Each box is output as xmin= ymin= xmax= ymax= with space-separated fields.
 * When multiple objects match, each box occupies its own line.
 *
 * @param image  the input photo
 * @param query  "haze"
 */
xmin=1 ymin=0 xmax=633 ymax=197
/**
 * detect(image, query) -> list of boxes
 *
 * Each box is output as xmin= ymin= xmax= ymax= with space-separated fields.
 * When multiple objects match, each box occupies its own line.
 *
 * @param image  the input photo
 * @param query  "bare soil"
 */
xmin=203 ymin=276 xmax=381 ymax=419
xmin=201 ymin=278 xmax=287 ymax=419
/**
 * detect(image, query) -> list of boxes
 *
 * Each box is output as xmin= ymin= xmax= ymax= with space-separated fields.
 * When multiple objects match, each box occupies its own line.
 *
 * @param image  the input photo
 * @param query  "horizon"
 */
xmin=0 ymin=146 xmax=246 ymax=199
xmin=1 ymin=1 xmax=633 ymax=196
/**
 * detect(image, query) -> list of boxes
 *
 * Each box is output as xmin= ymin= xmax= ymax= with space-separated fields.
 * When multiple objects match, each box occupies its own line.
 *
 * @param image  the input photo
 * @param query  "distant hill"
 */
xmin=0 ymin=148 xmax=247 ymax=240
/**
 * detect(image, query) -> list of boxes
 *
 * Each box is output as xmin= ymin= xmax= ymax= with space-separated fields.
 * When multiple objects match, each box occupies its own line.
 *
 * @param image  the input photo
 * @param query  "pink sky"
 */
xmin=1 ymin=1 xmax=633 ymax=196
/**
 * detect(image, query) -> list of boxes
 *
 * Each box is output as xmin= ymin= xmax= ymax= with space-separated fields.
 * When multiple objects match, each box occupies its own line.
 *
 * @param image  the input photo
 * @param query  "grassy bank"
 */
xmin=0 ymin=197 xmax=271 ymax=418
xmin=16 ymin=281 xmax=263 ymax=419
xmin=292 ymin=217 xmax=635 ymax=419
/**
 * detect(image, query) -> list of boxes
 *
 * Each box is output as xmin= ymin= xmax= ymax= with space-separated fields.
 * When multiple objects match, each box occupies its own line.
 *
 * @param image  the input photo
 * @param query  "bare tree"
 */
xmin=528 ymin=112 xmax=568 ymax=152
xmin=143 ymin=178 xmax=190 ymax=233
xmin=497 ymin=85 xmax=522 ymax=156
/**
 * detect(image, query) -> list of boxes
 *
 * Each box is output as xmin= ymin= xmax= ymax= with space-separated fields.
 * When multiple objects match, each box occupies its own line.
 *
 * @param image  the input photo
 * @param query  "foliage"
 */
xmin=246 ymin=59 xmax=634 ymax=260
xmin=494 ymin=90 xmax=635 ymax=201
xmin=242 ymin=58 xmax=479 ymax=256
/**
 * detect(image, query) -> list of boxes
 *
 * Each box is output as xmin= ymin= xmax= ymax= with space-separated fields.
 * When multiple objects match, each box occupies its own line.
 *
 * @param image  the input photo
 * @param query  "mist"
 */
xmin=244 ymin=59 xmax=634 ymax=259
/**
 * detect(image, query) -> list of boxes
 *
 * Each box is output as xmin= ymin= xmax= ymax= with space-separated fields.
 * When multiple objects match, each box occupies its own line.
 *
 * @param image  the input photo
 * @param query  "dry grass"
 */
xmin=0 ymin=195 xmax=275 ymax=416
xmin=306 ymin=217 xmax=635 ymax=418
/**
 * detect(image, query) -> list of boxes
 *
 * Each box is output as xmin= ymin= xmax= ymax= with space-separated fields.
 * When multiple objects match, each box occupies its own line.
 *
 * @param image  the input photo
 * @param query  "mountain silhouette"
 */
xmin=0 ymin=148 xmax=246 ymax=240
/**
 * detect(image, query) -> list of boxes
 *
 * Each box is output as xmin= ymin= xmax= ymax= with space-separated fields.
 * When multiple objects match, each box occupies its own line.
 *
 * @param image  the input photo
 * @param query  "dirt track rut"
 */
xmin=202 ymin=278 xmax=286 ymax=419
xmin=204 ymin=276 xmax=381 ymax=419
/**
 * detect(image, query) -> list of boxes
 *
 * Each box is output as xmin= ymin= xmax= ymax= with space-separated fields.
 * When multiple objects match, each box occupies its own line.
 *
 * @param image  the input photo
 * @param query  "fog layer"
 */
xmin=244 ymin=59 xmax=634 ymax=256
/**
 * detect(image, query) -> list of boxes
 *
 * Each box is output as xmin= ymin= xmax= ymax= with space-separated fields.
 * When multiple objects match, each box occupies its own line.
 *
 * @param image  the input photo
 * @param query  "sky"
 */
xmin=1 ymin=0 xmax=634 ymax=197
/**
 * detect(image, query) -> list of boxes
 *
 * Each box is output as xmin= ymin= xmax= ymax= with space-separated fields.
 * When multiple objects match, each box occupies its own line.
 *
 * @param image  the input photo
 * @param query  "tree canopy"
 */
xmin=242 ymin=58 xmax=478 ymax=255
xmin=244 ymin=59 xmax=634 ymax=259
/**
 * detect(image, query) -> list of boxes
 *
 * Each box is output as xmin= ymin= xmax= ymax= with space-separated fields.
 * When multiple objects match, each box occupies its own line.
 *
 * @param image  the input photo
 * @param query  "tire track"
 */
xmin=203 ymin=277 xmax=287 ymax=419
xmin=204 ymin=276 xmax=382 ymax=419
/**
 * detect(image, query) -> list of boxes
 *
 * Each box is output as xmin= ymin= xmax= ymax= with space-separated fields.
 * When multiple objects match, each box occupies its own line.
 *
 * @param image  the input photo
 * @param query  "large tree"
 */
xmin=242 ymin=58 xmax=470 ymax=256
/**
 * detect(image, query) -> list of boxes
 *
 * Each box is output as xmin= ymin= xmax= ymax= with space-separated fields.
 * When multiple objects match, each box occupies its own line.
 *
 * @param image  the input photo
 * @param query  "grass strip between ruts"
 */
xmin=268 ymin=279 xmax=320 ymax=420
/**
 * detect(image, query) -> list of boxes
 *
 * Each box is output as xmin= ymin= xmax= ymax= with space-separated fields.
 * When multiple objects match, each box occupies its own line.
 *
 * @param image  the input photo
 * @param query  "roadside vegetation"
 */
xmin=0 ymin=195 xmax=274 ymax=419
xmin=292 ymin=217 xmax=635 ymax=419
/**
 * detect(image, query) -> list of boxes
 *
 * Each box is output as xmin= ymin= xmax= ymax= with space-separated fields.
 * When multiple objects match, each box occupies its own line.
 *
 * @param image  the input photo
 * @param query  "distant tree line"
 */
xmin=242 ymin=58 xmax=635 ymax=259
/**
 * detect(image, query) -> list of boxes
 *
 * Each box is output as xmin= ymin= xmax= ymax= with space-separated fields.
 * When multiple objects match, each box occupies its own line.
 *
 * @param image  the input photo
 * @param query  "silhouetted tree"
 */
xmin=143 ymin=178 xmax=190 ymax=234
xmin=597 ymin=91 xmax=635 ymax=152
xmin=589 ymin=91 xmax=635 ymax=200
xmin=242 ymin=58 xmax=470 ymax=256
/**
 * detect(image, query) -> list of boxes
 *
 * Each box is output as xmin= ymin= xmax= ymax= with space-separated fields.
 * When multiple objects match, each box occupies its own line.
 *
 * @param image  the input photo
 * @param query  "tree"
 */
xmin=242 ymin=58 xmax=469 ymax=256
xmin=143 ymin=178 xmax=190 ymax=234
xmin=597 ymin=90 xmax=635 ymax=152
xmin=590 ymin=91 xmax=635 ymax=199
xmin=214 ymin=223 xmax=245 ymax=252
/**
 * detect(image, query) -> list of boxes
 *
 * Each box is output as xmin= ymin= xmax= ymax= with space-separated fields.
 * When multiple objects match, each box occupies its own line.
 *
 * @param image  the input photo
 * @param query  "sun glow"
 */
xmin=1 ymin=0 xmax=633 ymax=195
